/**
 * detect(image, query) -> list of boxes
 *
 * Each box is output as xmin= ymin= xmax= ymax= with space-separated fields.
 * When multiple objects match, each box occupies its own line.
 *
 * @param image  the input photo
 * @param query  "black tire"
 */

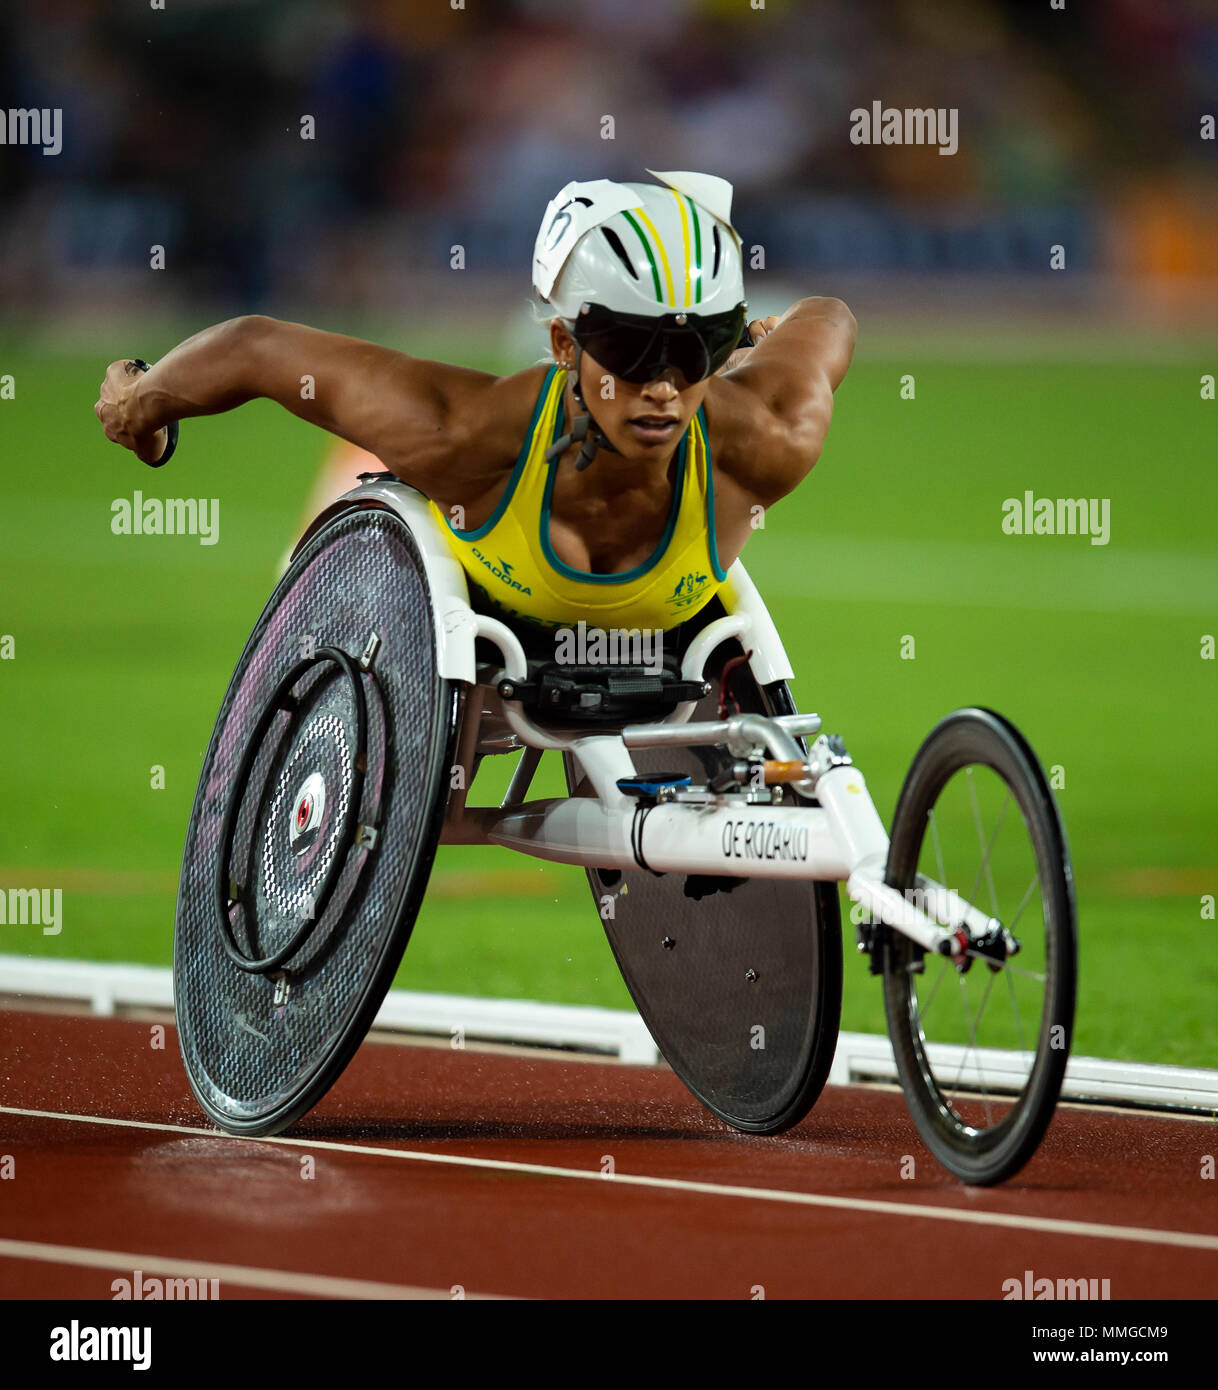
xmin=881 ymin=707 xmax=1076 ymax=1185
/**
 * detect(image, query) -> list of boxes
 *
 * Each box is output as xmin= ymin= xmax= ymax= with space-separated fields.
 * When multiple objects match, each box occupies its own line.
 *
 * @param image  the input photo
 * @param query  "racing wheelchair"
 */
xmin=173 ymin=473 xmax=1077 ymax=1186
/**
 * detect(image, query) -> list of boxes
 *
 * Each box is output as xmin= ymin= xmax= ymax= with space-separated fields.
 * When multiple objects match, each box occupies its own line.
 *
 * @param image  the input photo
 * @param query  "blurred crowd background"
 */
xmin=1 ymin=0 xmax=1216 ymax=326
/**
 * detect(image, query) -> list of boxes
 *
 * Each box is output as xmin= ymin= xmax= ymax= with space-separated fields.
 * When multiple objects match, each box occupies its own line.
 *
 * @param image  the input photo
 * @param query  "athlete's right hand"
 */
xmin=94 ymin=360 xmax=170 ymax=465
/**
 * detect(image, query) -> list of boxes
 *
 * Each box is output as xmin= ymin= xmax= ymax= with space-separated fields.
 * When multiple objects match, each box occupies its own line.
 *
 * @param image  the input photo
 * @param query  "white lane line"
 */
xmin=0 ymin=1237 xmax=506 ymax=1300
xmin=5 ymin=1105 xmax=1217 ymax=1253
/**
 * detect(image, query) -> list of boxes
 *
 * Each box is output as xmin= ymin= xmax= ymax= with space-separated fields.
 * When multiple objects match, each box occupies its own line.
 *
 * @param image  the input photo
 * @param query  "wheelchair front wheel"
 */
xmin=881 ymin=707 xmax=1077 ymax=1185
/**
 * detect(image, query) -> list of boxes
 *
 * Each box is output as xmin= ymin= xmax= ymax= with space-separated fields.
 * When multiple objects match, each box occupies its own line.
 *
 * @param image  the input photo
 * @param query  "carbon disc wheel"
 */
xmin=173 ymin=504 xmax=459 ymax=1136
xmin=565 ymin=651 xmax=843 ymax=1135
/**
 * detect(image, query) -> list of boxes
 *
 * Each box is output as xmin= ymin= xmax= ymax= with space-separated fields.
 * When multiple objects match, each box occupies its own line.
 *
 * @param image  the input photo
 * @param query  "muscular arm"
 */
xmin=714 ymin=296 xmax=857 ymax=506
xmin=95 ymin=315 xmax=523 ymax=501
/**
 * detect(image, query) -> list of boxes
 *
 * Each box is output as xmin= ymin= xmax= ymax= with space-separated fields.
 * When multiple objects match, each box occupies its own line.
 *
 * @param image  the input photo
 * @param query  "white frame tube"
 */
xmin=327 ymin=480 xmax=992 ymax=956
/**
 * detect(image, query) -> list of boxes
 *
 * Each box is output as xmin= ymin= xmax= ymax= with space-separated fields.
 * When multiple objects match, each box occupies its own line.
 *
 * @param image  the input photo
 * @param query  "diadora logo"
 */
xmin=471 ymin=547 xmax=532 ymax=595
xmin=666 ymin=571 xmax=709 ymax=611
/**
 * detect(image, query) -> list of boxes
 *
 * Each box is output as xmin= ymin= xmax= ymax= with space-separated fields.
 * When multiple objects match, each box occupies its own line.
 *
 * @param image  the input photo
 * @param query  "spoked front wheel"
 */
xmin=881 ymin=708 xmax=1076 ymax=1185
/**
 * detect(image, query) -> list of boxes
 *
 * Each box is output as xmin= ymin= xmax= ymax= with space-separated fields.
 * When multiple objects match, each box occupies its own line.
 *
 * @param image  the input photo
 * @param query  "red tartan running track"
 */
xmin=1 ymin=1007 xmax=1215 ymax=1300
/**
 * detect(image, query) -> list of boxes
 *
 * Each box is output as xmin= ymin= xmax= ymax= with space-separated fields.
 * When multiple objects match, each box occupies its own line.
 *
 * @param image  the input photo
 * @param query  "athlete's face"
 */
xmin=549 ymin=322 xmax=710 ymax=464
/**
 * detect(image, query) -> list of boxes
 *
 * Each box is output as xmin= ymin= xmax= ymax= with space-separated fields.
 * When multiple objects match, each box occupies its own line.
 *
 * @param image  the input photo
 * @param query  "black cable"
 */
xmin=543 ymin=345 xmax=622 ymax=471
xmin=629 ymin=801 xmax=664 ymax=877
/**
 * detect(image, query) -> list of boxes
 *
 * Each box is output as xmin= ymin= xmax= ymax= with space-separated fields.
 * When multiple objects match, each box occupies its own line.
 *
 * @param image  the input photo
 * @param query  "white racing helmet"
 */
xmin=535 ymin=169 xmax=745 ymax=320
xmin=533 ymin=170 xmax=748 ymax=467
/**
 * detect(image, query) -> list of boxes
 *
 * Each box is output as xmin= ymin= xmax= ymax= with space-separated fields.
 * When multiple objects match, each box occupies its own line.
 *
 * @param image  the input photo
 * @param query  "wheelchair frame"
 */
xmin=298 ymin=476 xmax=1007 ymax=965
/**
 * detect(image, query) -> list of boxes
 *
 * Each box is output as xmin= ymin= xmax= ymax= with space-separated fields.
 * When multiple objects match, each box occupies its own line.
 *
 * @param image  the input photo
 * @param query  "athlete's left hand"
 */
xmin=716 ymin=316 xmax=780 ymax=374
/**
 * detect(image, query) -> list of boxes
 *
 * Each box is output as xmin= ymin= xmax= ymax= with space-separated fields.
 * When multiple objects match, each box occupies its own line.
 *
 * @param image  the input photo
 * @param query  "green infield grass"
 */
xmin=1 ymin=336 xmax=1215 ymax=1068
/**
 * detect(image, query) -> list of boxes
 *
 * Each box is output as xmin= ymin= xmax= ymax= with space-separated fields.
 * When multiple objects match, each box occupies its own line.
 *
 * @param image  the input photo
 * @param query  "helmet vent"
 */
xmin=600 ymin=226 xmax=640 ymax=280
xmin=712 ymin=224 xmax=722 ymax=277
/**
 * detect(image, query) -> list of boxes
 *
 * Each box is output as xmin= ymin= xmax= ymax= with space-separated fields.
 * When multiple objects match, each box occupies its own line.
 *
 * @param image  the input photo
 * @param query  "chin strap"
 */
xmin=543 ymin=346 xmax=622 ymax=471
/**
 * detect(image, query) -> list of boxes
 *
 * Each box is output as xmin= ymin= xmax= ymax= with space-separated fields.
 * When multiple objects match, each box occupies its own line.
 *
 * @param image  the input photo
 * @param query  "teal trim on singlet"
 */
xmin=698 ymin=403 xmax=727 ymax=582
xmin=445 ymin=365 xmax=561 ymax=543
xmin=539 ymin=402 xmax=691 ymax=585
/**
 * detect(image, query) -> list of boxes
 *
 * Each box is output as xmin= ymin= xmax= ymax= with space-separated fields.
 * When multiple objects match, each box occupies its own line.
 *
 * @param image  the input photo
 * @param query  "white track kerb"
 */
xmin=2 ymin=956 xmax=1216 ymax=1112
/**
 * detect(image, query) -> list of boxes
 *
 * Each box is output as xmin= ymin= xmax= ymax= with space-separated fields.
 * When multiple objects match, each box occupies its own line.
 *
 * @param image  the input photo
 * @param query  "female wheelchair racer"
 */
xmin=94 ymin=171 xmax=854 ymax=624
xmin=93 ymin=171 xmax=1076 ymax=1185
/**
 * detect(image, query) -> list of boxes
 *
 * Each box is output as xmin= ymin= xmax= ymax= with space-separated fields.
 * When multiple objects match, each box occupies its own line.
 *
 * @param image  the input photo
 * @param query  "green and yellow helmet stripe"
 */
xmin=634 ymin=205 xmax=681 ymax=307
xmin=669 ymin=190 xmax=693 ymax=306
xmin=633 ymin=206 xmax=677 ymax=306
xmin=620 ymin=209 xmax=664 ymax=303
xmin=620 ymin=198 xmax=706 ymax=309
xmin=685 ymin=194 xmax=703 ymax=305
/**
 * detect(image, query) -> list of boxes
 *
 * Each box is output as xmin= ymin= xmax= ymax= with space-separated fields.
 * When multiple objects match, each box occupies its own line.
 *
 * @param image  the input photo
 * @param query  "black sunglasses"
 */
xmin=570 ymin=303 xmax=748 ymax=385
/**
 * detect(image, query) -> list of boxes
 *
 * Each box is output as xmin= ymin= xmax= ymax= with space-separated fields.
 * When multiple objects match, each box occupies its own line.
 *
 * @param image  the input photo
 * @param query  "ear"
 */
xmin=549 ymin=319 xmax=574 ymax=368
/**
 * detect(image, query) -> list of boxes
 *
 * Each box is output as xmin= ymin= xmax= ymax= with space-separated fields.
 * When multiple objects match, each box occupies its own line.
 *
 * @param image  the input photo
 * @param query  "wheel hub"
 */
xmin=289 ymin=770 xmax=327 ymax=855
